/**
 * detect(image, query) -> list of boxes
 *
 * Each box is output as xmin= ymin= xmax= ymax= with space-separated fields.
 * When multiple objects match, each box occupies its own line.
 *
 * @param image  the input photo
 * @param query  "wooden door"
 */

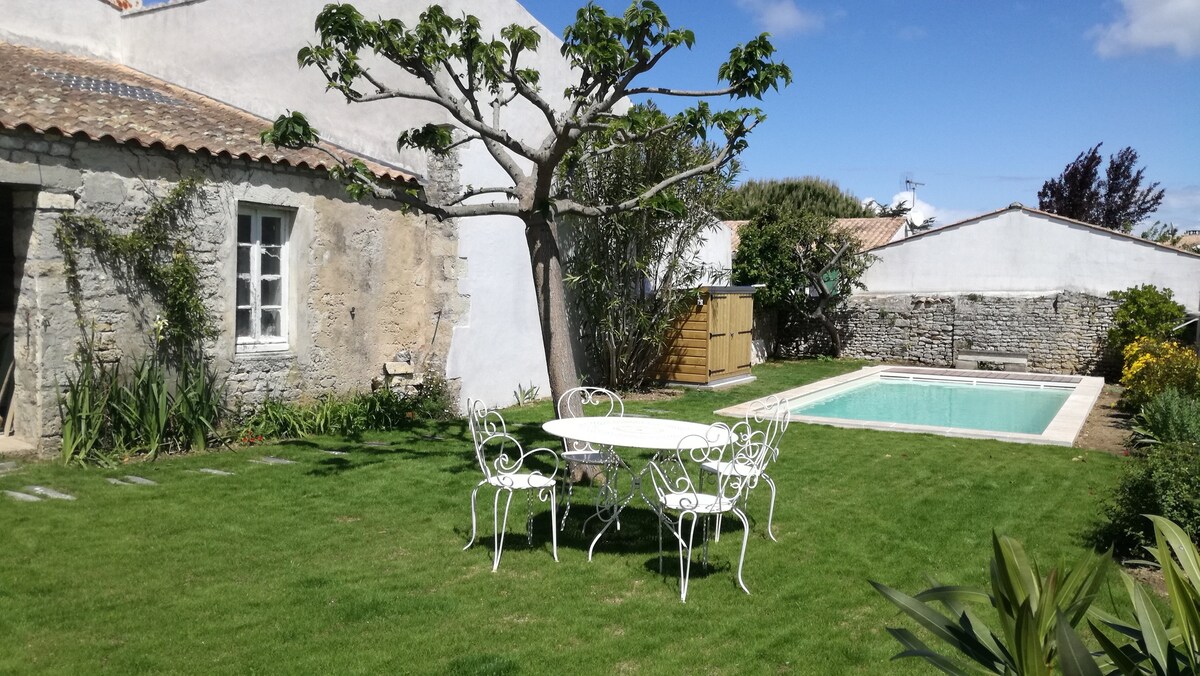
xmin=707 ymin=291 xmax=753 ymax=380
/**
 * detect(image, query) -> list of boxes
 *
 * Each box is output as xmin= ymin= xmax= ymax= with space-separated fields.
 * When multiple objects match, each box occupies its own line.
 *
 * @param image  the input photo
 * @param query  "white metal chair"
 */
xmin=645 ymin=425 xmax=768 ymax=603
xmin=555 ymin=386 xmax=624 ymax=529
xmin=464 ymin=400 xmax=560 ymax=572
xmin=702 ymin=396 xmax=791 ymax=541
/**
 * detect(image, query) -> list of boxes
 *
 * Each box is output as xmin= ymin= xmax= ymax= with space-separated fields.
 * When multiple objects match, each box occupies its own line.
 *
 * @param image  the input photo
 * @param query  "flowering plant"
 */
xmin=1121 ymin=337 xmax=1200 ymax=410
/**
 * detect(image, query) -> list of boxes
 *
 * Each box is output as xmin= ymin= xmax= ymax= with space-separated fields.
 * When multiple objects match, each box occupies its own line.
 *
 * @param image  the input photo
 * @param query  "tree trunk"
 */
xmin=524 ymin=213 xmax=580 ymax=411
xmin=811 ymin=294 xmax=842 ymax=357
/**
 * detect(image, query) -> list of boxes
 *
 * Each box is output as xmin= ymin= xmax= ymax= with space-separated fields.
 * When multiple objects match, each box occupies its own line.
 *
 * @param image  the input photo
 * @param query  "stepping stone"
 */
xmin=321 ymin=450 xmax=348 ymax=456
xmin=0 ymin=461 xmax=19 ymax=475
xmin=24 ymin=485 xmax=76 ymax=501
xmin=363 ymin=441 xmax=388 ymax=447
xmin=422 ymin=435 xmax=445 ymax=441
xmin=123 ymin=475 xmax=158 ymax=486
xmin=196 ymin=468 xmax=234 ymax=476
xmin=4 ymin=490 xmax=41 ymax=502
xmin=250 ymin=456 xmax=296 ymax=465
xmin=106 ymin=478 xmax=133 ymax=486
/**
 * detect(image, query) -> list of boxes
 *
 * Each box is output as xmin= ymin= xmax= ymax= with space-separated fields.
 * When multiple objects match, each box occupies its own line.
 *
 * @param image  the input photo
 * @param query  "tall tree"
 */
xmin=560 ymin=103 xmax=735 ymax=389
xmin=732 ymin=207 xmax=874 ymax=357
xmin=720 ymin=176 xmax=873 ymax=220
xmin=1037 ymin=143 xmax=1165 ymax=233
xmin=262 ymin=2 xmax=789 ymax=406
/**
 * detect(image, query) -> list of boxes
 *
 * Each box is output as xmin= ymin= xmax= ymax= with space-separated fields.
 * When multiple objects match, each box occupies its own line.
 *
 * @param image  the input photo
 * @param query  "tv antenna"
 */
xmin=903 ymin=177 xmax=924 ymax=237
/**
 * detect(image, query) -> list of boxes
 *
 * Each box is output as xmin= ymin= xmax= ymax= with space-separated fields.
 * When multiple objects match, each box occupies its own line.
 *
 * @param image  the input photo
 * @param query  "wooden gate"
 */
xmin=656 ymin=286 xmax=755 ymax=386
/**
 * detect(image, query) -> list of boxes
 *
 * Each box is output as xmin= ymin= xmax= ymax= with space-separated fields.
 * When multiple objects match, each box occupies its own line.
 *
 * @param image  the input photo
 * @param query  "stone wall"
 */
xmin=0 ymin=128 xmax=466 ymax=452
xmin=839 ymin=292 xmax=1118 ymax=374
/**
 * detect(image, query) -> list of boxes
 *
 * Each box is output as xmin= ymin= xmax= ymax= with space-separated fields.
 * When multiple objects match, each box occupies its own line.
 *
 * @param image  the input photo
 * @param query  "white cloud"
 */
xmin=864 ymin=192 xmax=979 ymax=230
xmin=1092 ymin=0 xmax=1200 ymax=57
xmin=897 ymin=25 xmax=928 ymax=41
xmin=1158 ymin=185 xmax=1200 ymax=228
xmin=735 ymin=0 xmax=826 ymax=37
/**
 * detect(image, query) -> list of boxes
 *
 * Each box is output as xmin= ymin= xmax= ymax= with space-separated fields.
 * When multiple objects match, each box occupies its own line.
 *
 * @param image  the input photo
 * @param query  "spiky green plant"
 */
xmin=1091 ymin=516 xmax=1200 ymax=674
xmin=872 ymin=532 xmax=1111 ymax=675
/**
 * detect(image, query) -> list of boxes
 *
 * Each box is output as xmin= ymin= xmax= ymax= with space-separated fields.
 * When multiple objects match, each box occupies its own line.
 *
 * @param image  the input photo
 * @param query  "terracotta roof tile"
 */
xmin=0 ymin=41 xmax=418 ymax=184
xmin=832 ymin=216 xmax=906 ymax=250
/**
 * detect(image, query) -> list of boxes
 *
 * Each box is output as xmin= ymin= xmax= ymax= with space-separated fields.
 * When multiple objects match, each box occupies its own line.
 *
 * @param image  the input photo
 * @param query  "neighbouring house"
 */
xmin=831 ymin=216 xmax=906 ymax=250
xmin=0 ymin=41 xmax=464 ymax=452
xmin=841 ymin=203 xmax=1200 ymax=373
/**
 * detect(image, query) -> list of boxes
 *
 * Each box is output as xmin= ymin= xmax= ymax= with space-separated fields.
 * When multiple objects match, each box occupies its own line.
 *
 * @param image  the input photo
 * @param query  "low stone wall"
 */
xmin=840 ymin=292 xmax=1118 ymax=374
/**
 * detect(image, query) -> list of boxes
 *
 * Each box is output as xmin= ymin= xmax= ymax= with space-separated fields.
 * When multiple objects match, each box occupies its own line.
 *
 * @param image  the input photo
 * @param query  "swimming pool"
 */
xmin=716 ymin=366 xmax=1105 ymax=445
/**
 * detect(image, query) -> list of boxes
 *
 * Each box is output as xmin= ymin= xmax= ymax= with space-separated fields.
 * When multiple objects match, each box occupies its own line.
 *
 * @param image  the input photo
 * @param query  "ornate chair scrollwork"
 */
xmin=701 ymin=395 xmax=792 ymax=541
xmin=645 ymin=424 xmax=767 ymax=603
xmin=554 ymin=386 xmax=624 ymax=529
xmin=464 ymin=400 xmax=560 ymax=571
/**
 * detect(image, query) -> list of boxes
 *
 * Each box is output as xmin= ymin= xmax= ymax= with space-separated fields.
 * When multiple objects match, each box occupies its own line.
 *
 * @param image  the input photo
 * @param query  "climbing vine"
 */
xmin=53 ymin=177 xmax=212 ymax=355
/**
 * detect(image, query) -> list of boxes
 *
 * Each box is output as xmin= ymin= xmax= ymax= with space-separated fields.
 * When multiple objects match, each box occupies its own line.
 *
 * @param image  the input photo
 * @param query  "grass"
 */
xmin=0 ymin=360 xmax=1124 ymax=674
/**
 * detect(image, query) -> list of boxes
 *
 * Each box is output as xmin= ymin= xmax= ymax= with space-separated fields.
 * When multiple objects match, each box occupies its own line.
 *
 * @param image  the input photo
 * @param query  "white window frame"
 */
xmin=235 ymin=205 xmax=291 ymax=353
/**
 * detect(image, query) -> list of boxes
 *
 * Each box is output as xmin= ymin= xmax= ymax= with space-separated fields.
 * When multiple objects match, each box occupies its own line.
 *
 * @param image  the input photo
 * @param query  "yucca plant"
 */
xmin=171 ymin=356 xmax=227 ymax=452
xmin=1090 ymin=516 xmax=1200 ymax=674
xmin=872 ymin=532 xmax=1111 ymax=675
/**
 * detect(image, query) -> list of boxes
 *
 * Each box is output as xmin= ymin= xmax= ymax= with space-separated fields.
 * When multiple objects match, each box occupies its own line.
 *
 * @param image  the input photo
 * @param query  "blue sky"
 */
xmin=521 ymin=0 xmax=1200 ymax=229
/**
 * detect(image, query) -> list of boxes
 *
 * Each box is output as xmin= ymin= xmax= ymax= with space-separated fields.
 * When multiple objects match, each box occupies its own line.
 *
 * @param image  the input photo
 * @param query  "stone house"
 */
xmin=842 ymin=203 xmax=1200 ymax=373
xmin=1 ymin=0 xmax=586 ymax=410
xmin=0 ymin=41 xmax=464 ymax=452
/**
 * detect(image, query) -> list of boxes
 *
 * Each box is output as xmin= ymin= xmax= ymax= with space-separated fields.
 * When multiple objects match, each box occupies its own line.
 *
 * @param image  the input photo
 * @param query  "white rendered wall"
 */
xmin=0 ymin=0 xmax=580 ymax=408
xmin=861 ymin=209 xmax=1200 ymax=312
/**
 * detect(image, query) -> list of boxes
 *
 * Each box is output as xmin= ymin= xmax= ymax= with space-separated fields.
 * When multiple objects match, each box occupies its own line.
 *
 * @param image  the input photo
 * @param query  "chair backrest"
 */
xmin=557 ymin=386 xmax=624 ymax=419
xmin=556 ymin=387 xmax=624 ymax=456
xmin=467 ymin=399 xmax=508 ymax=475
xmin=646 ymin=424 xmax=757 ymax=507
xmin=740 ymin=395 xmax=792 ymax=465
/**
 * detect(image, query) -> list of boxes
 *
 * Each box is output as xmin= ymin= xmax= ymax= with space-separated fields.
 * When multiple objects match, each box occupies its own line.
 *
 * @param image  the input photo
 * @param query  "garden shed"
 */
xmin=656 ymin=286 xmax=756 ymax=388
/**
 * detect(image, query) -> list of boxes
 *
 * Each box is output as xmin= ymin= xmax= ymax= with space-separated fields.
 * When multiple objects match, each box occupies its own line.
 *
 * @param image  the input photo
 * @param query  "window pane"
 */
xmin=261 ymin=277 xmax=281 ymax=306
xmin=260 ymin=246 xmax=281 ymax=275
xmin=261 ymin=308 xmax=281 ymax=337
xmin=261 ymin=216 xmax=282 ymax=245
xmin=237 ymin=245 xmax=250 ymax=274
xmin=237 ymin=214 xmax=252 ymax=243
xmin=236 ymin=277 xmax=250 ymax=306
xmin=236 ymin=309 xmax=252 ymax=338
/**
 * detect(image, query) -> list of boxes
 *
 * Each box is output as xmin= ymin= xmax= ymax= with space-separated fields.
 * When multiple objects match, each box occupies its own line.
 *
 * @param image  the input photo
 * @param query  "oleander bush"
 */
xmin=1092 ymin=443 xmax=1200 ymax=557
xmin=1121 ymin=337 xmax=1200 ymax=412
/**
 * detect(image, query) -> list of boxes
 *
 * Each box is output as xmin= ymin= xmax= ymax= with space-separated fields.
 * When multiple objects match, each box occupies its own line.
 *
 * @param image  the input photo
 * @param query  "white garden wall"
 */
xmin=861 ymin=206 xmax=1200 ymax=312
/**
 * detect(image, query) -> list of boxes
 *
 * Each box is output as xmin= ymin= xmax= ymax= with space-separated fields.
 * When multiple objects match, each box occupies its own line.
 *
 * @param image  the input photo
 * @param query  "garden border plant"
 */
xmin=52 ymin=178 xmax=230 ymax=464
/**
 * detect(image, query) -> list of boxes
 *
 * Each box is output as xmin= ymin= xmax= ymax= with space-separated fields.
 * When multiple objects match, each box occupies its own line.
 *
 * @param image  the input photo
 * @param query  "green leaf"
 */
xmin=1125 ymin=572 xmax=1171 ymax=671
xmin=885 ymin=627 xmax=970 ymax=676
xmin=1055 ymin=611 xmax=1104 ymax=676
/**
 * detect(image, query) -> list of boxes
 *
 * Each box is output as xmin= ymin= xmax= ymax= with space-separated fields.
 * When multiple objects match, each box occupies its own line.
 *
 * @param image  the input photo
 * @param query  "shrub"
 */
xmin=1107 ymin=284 xmax=1186 ymax=358
xmin=239 ymin=377 xmax=455 ymax=442
xmin=1093 ymin=444 xmax=1200 ymax=557
xmin=59 ymin=344 xmax=228 ymax=465
xmin=1132 ymin=388 xmax=1200 ymax=448
xmin=1121 ymin=337 xmax=1200 ymax=411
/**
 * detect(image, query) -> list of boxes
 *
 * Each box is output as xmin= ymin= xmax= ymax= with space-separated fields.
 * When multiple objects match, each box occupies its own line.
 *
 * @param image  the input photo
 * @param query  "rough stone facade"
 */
xmin=0 ymin=128 xmax=466 ymax=453
xmin=838 ymin=292 xmax=1118 ymax=374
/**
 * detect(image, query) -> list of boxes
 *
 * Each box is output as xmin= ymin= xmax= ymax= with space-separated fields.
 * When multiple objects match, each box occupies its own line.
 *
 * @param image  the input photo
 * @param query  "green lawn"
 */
xmin=0 ymin=360 xmax=1123 ymax=674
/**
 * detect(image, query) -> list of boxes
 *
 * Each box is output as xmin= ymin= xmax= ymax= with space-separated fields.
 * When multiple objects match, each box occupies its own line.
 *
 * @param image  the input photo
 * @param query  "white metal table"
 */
xmin=542 ymin=416 xmax=731 ymax=559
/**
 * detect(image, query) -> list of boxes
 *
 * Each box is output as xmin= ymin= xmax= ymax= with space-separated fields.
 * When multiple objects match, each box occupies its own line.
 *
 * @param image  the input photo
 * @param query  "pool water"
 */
xmin=791 ymin=378 xmax=1072 ymax=434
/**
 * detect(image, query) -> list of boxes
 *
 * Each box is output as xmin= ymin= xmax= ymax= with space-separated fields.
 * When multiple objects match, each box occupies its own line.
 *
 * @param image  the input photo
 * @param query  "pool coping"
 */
xmin=714 ymin=365 xmax=1105 ymax=446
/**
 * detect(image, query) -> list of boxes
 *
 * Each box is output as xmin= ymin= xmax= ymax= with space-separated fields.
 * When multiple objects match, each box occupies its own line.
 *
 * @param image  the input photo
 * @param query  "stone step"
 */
xmin=322 ymin=450 xmax=348 ymax=456
xmin=4 ymin=490 xmax=41 ymax=502
xmin=24 ymin=485 xmax=76 ymax=500
xmin=0 ymin=461 xmax=19 ymax=475
xmin=106 ymin=478 xmax=132 ymax=486
xmin=123 ymin=475 xmax=158 ymax=486
xmin=196 ymin=468 xmax=234 ymax=476
xmin=250 ymin=456 xmax=296 ymax=465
